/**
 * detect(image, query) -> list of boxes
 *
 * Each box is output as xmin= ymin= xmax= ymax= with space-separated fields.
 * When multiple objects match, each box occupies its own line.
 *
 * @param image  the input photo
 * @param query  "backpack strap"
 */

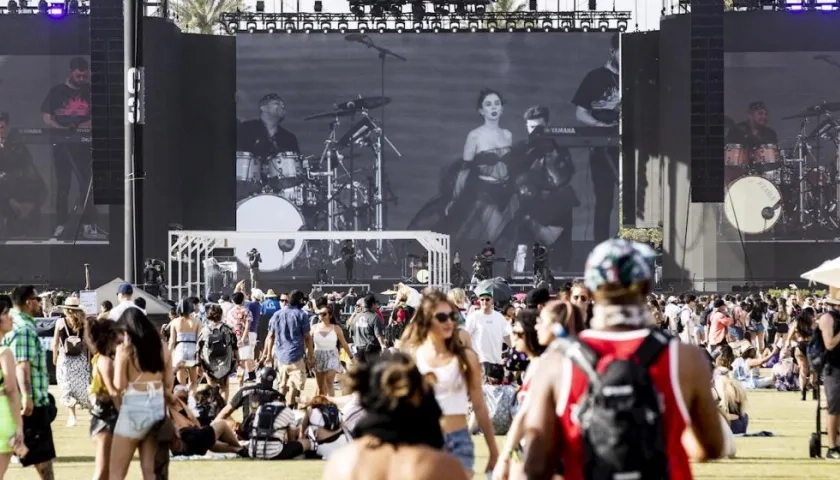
xmin=552 ymin=337 xmax=603 ymax=389
xmin=633 ymin=330 xmax=671 ymax=368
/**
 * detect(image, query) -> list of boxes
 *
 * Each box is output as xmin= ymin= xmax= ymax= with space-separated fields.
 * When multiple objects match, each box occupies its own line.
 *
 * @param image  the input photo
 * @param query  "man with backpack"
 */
xmin=519 ymin=239 xmax=725 ymax=480
xmin=815 ymin=289 xmax=840 ymax=460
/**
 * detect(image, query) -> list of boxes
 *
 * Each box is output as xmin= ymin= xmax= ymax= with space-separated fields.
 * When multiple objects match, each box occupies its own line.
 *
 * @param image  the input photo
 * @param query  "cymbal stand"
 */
xmin=313 ymin=116 xmax=342 ymax=256
xmin=362 ymin=110 xmax=401 ymax=252
xmin=791 ymin=117 xmax=810 ymax=225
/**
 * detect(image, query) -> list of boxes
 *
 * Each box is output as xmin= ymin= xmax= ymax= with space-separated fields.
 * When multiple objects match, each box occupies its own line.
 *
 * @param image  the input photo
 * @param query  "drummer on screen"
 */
xmin=725 ymin=101 xmax=778 ymax=148
xmin=237 ymin=93 xmax=300 ymax=160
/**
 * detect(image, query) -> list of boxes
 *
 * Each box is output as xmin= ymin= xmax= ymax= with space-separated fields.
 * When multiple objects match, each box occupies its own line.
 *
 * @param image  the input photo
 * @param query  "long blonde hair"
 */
xmin=64 ymin=309 xmax=85 ymax=333
xmin=714 ymin=374 xmax=747 ymax=417
xmin=400 ymin=290 xmax=474 ymax=391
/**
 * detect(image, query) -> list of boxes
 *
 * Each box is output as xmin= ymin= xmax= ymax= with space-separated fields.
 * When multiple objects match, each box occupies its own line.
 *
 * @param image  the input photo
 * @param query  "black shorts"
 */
xmin=21 ymin=405 xmax=56 ymax=467
xmin=823 ymin=365 xmax=840 ymax=415
xmin=274 ymin=440 xmax=305 ymax=460
xmin=178 ymin=426 xmax=217 ymax=456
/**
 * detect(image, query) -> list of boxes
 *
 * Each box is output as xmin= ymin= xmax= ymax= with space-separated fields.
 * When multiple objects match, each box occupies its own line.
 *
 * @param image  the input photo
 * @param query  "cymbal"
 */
xmin=303 ymin=96 xmax=391 ymax=121
xmin=782 ymin=101 xmax=840 ymax=120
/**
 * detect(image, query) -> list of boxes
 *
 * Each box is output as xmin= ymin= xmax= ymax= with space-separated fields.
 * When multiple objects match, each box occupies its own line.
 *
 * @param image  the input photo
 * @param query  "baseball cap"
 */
xmin=583 ymin=239 xmax=655 ymax=293
xmin=117 ymin=282 xmax=134 ymax=296
xmin=478 ymin=290 xmax=493 ymax=298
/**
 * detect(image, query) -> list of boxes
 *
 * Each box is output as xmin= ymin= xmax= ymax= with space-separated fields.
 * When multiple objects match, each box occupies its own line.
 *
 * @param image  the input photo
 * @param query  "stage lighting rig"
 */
xmin=219 ymin=8 xmax=632 ymax=33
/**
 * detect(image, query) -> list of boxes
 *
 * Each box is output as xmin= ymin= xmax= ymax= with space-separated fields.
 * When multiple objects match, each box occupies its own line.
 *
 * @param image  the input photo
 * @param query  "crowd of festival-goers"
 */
xmin=1 ymin=238 xmax=840 ymax=480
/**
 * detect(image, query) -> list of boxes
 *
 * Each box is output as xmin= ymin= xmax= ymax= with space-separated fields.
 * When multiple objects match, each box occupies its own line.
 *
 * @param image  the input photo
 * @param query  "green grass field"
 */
xmin=7 ymin=384 xmax=837 ymax=479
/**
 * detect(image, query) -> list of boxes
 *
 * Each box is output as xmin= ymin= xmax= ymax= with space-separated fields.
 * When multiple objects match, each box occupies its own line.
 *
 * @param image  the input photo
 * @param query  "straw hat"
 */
xmin=824 ymin=286 xmax=840 ymax=305
xmin=59 ymin=297 xmax=84 ymax=311
xmin=265 ymin=289 xmax=278 ymax=298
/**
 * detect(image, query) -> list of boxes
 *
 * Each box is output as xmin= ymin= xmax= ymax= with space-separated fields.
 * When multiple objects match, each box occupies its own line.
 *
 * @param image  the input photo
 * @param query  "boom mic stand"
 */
xmin=346 ymin=34 xmax=406 ymax=253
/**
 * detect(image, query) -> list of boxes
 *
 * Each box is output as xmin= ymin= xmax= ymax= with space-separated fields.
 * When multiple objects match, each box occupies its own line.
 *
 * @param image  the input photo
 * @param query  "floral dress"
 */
xmin=56 ymin=320 xmax=92 ymax=410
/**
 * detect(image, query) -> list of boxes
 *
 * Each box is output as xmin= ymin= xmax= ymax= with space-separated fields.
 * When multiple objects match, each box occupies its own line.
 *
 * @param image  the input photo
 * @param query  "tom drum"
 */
xmin=235 ymin=194 xmax=306 ymax=271
xmin=266 ymin=152 xmax=304 ymax=189
xmin=723 ymin=175 xmax=782 ymax=235
xmin=236 ymin=152 xmax=261 ymax=183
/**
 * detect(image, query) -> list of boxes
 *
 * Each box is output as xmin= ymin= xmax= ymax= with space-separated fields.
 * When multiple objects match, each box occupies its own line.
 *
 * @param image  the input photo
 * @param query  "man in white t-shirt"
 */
xmin=465 ymin=290 xmax=509 ymax=378
xmin=108 ymin=282 xmax=145 ymax=321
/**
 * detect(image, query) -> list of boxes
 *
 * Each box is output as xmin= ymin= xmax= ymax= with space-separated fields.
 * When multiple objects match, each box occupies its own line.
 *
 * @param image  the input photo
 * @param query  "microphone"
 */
xmin=814 ymin=54 xmax=831 ymax=60
xmin=344 ymin=33 xmax=368 ymax=42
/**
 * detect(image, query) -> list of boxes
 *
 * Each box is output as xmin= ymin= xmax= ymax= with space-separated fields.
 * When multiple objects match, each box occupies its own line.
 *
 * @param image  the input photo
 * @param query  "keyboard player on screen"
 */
xmin=571 ymin=33 xmax=620 ymax=243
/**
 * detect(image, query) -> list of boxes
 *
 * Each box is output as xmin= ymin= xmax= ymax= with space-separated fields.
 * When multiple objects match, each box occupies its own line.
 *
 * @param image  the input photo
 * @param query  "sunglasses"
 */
xmin=280 ymin=298 xmax=288 ymax=302
xmin=512 ymin=330 xmax=525 ymax=338
xmin=479 ymin=297 xmax=493 ymax=302
xmin=27 ymin=296 xmax=42 ymax=303
xmin=434 ymin=312 xmax=458 ymax=323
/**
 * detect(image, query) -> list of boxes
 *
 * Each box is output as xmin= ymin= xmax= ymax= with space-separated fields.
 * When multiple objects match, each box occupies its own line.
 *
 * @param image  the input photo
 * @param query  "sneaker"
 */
xmin=827 ymin=448 xmax=840 ymax=460
xmin=67 ymin=416 xmax=77 ymax=427
xmin=52 ymin=225 xmax=65 ymax=238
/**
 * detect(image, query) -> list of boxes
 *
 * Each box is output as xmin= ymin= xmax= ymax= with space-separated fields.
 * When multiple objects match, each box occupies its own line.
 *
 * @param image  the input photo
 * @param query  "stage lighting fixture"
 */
xmin=599 ymin=20 xmax=608 ymax=31
xmin=285 ymin=22 xmax=295 ymax=33
xmin=451 ymin=21 xmax=460 ymax=32
xmin=561 ymin=20 xmax=571 ymax=31
xmin=475 ymin=4 xmax=485 ymax=13
xmin=469 ymin=21 xmax=478 ymax=31
xmin=581 ymin=21 xmax=590 ymax=31
xmin=396 ymin=21 xmax=405 ymax=32
xmin=321 ymin=22 xmax=331 ymax=33
xmin=378 ymin=22 xmax=386 ymax=33
xmin=432 ymin=21 xmax=441 ymax=32
xmin=247 ymin=22 xmax=257 ymax=33
xmin=338 ymin=18 xmax=349 ymax=32
xmin=7 ymin=0 xmax=19 ymax=14
xmin=68 ymin=0 xmax=79 ymax=14
xmin=256 ymin=0 xmax=265 ymax=12
xmin=303 ymin=20 xmax=313 ymax=33
xmin=359 ymin=21 xmax=369 ymax=32
xmin=524 ymin=20 xmax=534 ymax=32
xmin=228 ymin=21 xmax=239 ymax=32
xmin=266 ymin=22 xmax=277 ymax=33
xmin=617 ymin=20 xmax=627 ymax=31
xmin=413 ymin=22 xmax=422 ymax=32
xmin=542 ymin=19 xmax=552 ymax=31
xmin=46 ymin=2 xmax=64 ymax=17
xmin=487 ymin=21 xmax=497 ymax=32
xmin=507 ymin=23 xmax=515 ymax=32
xmin=314 ymin=0 xmax=323 ymax=12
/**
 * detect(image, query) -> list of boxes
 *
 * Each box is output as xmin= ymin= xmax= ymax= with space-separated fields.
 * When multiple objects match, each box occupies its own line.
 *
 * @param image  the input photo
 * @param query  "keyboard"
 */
xmin=12 ymin=128 xmax=91 ymax=144
xmin=543 ymin=125 xmax=619 ymax=148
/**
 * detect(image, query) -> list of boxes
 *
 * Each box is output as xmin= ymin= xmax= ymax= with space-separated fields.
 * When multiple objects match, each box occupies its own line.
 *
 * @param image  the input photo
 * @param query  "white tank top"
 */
xmin=415 ymin=354 xmax=469 ymax=416
xmin=314 ymin=329 xmax=338 ymax=351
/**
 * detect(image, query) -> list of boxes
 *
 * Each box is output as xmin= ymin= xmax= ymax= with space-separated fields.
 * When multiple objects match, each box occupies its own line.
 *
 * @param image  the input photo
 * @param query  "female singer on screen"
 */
xmin=444 ymin=88 xmax=514 ymax=244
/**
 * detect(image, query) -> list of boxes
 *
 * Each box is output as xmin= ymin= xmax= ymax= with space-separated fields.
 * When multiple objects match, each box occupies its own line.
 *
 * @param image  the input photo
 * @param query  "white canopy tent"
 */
xmin=801 ymin=257 xmax=840 ymax=287
xmin=167 ymin=230 xmax=451 ymax=301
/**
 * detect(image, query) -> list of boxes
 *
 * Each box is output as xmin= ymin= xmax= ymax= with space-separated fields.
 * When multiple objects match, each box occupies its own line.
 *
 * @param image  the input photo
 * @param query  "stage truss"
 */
xmin=167 ymin=230 xmax=450 ymax=301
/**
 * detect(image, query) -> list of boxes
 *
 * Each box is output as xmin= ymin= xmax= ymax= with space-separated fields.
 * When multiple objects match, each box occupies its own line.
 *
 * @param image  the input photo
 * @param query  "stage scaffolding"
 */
xmin=167 ymin=230 xmax=451 ymax=301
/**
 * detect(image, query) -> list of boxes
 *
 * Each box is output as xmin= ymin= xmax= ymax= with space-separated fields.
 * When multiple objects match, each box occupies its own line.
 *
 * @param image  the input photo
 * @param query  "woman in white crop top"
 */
xmin=401 ymin=290 xmax=499 ymax=477
xmin=312 ymin=304 xmax=353 ymax=396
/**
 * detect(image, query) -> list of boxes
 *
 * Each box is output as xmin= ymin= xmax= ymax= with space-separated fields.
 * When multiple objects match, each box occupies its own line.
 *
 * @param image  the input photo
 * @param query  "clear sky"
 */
xmin=245 ymin=0 xmax=666 ymax=31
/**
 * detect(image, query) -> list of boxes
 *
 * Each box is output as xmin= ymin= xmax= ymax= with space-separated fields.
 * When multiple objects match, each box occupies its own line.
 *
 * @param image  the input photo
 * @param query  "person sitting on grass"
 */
xmin=714 ymin=357 xmax=750 ymax=435
xmin=731 ymin=343 xmax=776 ymax=389
xmin=299 ymin=395 xmax=350 ymax=460
xmin=168 ymin=385 xmax=247 ymax=458
xmin=215 ymin=366 xmax=282 ymax=440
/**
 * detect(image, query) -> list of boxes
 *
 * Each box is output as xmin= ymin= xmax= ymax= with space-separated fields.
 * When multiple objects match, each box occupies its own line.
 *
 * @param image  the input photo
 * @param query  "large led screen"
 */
xmin=723 ymin=51 xmax=840 ymax=243
xmin=235 ymin=33 xmax=620 ymax=278
xmin=0 ymin=55 xmax=108 ymax=245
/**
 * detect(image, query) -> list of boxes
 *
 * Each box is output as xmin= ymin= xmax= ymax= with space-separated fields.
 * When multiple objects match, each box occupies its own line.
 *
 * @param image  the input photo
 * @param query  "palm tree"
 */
xmin=170 ymin=0 xmax=247 ymax=34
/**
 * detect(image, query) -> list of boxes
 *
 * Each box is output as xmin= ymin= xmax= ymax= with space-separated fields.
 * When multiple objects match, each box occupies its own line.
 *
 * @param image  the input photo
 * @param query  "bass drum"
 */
xmin=235 ymin=194 xmax=305 ymax=271
xmin=724 ymin=175 xmax=782 ymax=235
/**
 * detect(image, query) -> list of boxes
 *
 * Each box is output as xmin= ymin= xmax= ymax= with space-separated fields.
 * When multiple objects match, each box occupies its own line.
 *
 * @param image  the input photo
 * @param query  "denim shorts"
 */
xmin=728 ymin=326 xmax=745 ymax=341
xmin=443 ymin=427 xmax=475 ymax=474
xmin=751 ymin=323 xmax=765 ymax=333
xmin=114 ymin=385 xmax=165 ymax=440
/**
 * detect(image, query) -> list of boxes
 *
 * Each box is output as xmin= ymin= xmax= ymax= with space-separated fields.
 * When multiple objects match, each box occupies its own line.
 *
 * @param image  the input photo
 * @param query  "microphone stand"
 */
xmin=351 ymin=35 xmax=406 ymax=252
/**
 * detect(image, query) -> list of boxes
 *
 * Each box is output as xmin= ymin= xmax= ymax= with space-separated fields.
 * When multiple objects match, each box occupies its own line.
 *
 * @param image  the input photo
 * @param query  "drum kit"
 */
xmin=723 ymin=101 xmax=840 ymax=237
xmin=235 ymin=95 xmax=400 ymax=271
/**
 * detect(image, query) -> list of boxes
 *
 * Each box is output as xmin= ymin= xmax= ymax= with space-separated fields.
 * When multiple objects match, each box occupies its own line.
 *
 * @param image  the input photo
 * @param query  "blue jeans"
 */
xmin=443 ymin=428 xmax=475 ymax=473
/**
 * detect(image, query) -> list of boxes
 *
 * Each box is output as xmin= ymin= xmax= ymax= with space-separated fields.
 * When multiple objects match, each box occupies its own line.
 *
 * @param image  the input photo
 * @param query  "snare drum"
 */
xmin=282 ymin=183 xmax=320 ymax=207
xmin=235 ymin=194 xmax=305 ymax=271
xmin=723 ymin=175 xmax=782 ymax=235
xmin=266 ymin=152 xmax=304 ymax=189
xmin=753 ymin=144 xmax=781 ymax=164
xmin=236 ymin=152 xmax=261 ymax=183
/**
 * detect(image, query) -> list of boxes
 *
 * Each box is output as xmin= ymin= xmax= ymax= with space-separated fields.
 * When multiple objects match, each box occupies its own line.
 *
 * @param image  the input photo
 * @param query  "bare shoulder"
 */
xmin=463 ymin=346 xmax=480 ymax=366
xmin=322 ymin=443 xmax=359 ymax=479
xmin=502 ymin=128 xmax=514 ymax=141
